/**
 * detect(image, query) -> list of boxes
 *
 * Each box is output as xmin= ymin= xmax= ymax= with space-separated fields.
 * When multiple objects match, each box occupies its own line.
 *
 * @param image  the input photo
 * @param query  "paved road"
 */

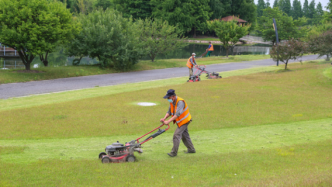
xmin=0 ymin=55 xmax=321 ymax=99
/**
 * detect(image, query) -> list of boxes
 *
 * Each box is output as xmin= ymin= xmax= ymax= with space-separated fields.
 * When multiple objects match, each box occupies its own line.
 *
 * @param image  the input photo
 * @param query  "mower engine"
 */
xmin=98 ymin=123 xmax=169 ymax=164
xmin=99 ymin=140 xmax=142 ymax=163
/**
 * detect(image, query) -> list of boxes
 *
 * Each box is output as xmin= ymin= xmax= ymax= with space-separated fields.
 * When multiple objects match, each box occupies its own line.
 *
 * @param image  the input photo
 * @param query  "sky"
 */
xmin=254 ymin=0 xmax=329 ymax=10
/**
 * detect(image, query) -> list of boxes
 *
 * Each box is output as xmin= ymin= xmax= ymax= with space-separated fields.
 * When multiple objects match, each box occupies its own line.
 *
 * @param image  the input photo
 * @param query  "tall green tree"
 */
xmin=95 ymin=0 xmax=113 ymax=10
xmin=273 ymin=0 xmax=278 ymax=8
xmin=209 ymin=0 xmax=229 ymax=19
xmin=266 ymin=0 xmax=271 ymax=7
xmin=303 ymin=0 xmax=310 ymax=17
xmin=278 ymin=0 xmax=291 ymax=15
xmin=208 ymin=19 xmax=251 ymax=57
xmin=257 ymin=7 xmax=307 ymax=44
xmin=151 ymin=0 xmax=211 ymax=37
xmin=308 ymin=0 xmax=316 ymax=19
xmin=66 ymin=9 xmax=142 ymax=70
xmin=0 ymin=0 xmax=79 ymax=70
xmin=257 ymin=0 xmax=266 ymax=17
xmin=312 ymin=2 xmax=324 ymax=24
xmin=229 ymin=0 xmax=256 ymax=30
xmin=136 ymin=18 xmax=188 ymax=62
xmin=292 ymin=0 xmax=303 ymax=19
xmin=113 ymin=0 xmax=153 ymax=20
xmin=323 ymin=0 xmax=332 ymax=22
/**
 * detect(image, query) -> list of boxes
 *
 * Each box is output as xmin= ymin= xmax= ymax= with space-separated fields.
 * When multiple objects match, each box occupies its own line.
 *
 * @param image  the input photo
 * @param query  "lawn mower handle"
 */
xmin=136 ymin=123 xmax=170 ymax=145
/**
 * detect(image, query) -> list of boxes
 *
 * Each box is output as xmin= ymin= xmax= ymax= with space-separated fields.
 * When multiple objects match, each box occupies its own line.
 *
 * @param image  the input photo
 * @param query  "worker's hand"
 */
xmin=163 ymin=120 xmax=171 ymax=125
xmin=160 ymin=118 xmax=165 ymax=123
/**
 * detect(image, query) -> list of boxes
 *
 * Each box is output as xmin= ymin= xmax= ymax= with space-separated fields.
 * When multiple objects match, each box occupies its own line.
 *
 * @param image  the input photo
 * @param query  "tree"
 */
xmin=292 ymin=0 xmax=303 ymax=20
xmin=113 ymin=0 xmax=153 ymax=20
xmin=266 ymin=0 xmax=271 ymax=7
xmin=312 ymin=2 xmax=324 ymax=24
xmin=208 ymin=19 xmax=250 ymax=57
xmin=257 ymin=7 xmax=307 ymax=44
xmin=71 ymin=0 xmax=94 ymax=14
xmin=229 ymin=0 xmax=257 ymax=30
xmin=66 ymin=9 xmax=142 ymax=71
xmin=308 ymin=0 xmax=316 ymax=19
xmin=308 ymin=31 xmax=332 ymax=61
xmin=257 ymin=0 xmax=266 ymax=17
xmin=151 ymin=0 xmax=211 ymax=37
xmin=209 ymin=0 xmax=228 ymax=20
xmin=273 ymin=0 xmax=278 ymax=8
xmin=95 ymin=0 xmax=113 ymax=10
xmin=278 ymin=0 xmax=291 ymax=15
xmin=270 ymin=38 xmax=307 ymax=69
xmin=323 ymin=0 xmax=332 ymax=22
xmin=303 ymin=0 xmax=310 ymax=17
xmin=0 ymin=0 xmax=78 ymax=70
xmin=136 ymin=18 xmax=188 ymax=62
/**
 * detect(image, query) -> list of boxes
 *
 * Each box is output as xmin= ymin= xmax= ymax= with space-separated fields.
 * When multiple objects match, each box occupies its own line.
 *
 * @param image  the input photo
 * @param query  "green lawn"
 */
xmin=0 ymin=61 xmax=331 ymax=186
xmin=0 ymin=55 xmax=270 ymax=84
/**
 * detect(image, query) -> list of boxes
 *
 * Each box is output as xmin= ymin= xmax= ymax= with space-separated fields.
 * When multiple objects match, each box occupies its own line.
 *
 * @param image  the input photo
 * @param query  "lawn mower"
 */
xmin=98 ymin=123 xmax=170 ymax=163
xmin=188 ymin=65 xmax=222 ymax=82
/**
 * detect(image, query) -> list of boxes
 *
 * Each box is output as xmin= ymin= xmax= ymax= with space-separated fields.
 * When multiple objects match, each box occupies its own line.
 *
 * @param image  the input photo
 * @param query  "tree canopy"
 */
xmin=0 ymin=0 xmax=78 ymax=70
xmin=257 ymin=7 xmax=307 ymax=44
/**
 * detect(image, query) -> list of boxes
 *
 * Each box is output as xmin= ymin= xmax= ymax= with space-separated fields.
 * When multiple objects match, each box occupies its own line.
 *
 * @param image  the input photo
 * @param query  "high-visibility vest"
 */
xmin=186 ymin=57 xmax=194 ymax=68
xmin=170 ymin=97 xmax=192 ymax=127
xmin=208 ymin=44 xmax=214 ymax=51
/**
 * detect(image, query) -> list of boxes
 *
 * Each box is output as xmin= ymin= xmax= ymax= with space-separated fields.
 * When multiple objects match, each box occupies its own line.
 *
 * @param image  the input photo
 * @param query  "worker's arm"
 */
xmin=160 ymin=106 xmax=171 ymax=122
xmin=163 ymin=101 xmax=185 ymax=125
xmin=190 ymin=58 xmax=197 ymax=66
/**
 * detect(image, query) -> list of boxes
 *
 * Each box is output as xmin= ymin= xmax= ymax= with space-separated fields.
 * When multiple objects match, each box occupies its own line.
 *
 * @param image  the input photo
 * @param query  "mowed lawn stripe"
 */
xmin=0 ymin=118 xmax=331 ymax=163
xmin=0 ymin=66 xmax=279 ymax=112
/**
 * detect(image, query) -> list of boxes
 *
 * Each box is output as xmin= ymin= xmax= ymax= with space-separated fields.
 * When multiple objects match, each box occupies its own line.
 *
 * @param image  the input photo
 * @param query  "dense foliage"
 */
xmin=257 ymin=7 xmax=307 ymax=44
xmin=136 ymin=18 xmax=188 ymax=62
xmin=0 ymin=0 xmax=78 ymax=70
xmin=208 ymin=20 xmax=250 ymax=57
xmin=270 ymin=38 xmax=307 ymax=69
xmin=66 ymin=9 xmax=142 ymax=71
xmin=308 ymin=31 xmax=332 ymax=61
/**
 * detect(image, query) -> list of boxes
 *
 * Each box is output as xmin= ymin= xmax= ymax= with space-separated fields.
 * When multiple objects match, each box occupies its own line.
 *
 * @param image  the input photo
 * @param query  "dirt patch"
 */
xmin=15 ymin=70 xmax=44 ymax=73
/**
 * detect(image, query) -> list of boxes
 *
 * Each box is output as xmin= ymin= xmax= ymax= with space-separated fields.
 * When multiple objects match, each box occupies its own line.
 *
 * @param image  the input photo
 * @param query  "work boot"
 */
xmin=167 ymin=152 xmax=177 ymax=157
xmin=184 ymin=149 xmax=196 ymax=154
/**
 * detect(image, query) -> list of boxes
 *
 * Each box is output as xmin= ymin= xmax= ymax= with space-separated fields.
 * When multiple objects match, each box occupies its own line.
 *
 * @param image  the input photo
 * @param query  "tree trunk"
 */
xmin=326 ymin=54 xmax=330 ymax=61
xmin=18 ymin=50 xmax=34 ymax=70
xmin=226 ymin=47 xmax=229 ymax=57
xmin=193 ymin=27 xmax=196 ymax=38
xmin=40 ymin=52 xmax=49 ymax=66
xmin=285 ymin=61 xmax=288 ymax=70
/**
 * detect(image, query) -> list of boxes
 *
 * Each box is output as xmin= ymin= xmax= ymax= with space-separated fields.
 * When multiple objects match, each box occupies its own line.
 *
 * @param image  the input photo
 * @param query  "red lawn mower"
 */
xmin=98 ymin=123 xmax=170 ymax=163
xmin=188 ymin=65 xmax=222 ymax=82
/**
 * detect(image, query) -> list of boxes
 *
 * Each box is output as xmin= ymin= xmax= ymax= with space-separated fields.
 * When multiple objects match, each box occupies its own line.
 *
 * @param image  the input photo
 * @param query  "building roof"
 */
xmin=220 ymin=16 xmax=247 ymax=23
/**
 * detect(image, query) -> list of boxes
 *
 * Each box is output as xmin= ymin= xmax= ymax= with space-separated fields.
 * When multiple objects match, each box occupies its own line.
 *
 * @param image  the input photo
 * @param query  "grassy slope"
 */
xmin=0 ymin=55 xmax=270 ymax=84
xmin=1 ymin=63 xmax=331 ymax=139
xmin=0 ymin=61 xmax=332 ymax=186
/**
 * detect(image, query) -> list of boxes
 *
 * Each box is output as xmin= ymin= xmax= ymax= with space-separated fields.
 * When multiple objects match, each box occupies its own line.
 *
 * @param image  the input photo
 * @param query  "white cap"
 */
xmin=192 ymin=53 xmax=196 ymax=56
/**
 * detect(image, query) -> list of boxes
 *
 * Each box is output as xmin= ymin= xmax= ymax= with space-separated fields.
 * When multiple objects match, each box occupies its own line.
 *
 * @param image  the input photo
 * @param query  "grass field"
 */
xmin=0 ymin=55 xmax=270 ymax=84
xmin=0 ymin=61 xmax=331 ymax=186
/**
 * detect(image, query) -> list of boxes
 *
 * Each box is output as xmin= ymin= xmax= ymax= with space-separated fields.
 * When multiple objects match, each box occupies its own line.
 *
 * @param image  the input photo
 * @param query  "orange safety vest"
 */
xmin=170 ymin=97 xmax=192 ymax=128
xmin=208 ymin=44 xmax=214 ymax=51
xmin=186 ymin=57 xmax=194 ymax=69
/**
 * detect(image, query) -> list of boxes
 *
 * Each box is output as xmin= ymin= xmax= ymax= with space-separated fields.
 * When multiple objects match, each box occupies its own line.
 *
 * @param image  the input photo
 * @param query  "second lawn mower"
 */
xmin=188 ymin=65 xmax=222 ymax=82
xmin=98 ymin=123 xmax=170 ymax=163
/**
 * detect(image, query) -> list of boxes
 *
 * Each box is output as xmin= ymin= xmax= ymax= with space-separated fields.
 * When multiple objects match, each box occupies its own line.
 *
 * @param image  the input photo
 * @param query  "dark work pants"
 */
xmin=171 ymin=122 xmax=195 ymax=155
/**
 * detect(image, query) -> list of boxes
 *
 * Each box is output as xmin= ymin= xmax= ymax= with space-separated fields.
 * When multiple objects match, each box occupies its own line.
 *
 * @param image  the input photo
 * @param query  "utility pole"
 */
xmin=273 ymin=18 xmax=279 ymax=66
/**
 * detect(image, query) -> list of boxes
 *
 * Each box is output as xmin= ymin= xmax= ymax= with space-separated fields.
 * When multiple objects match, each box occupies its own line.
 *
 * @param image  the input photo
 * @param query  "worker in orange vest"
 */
xmin=160 ymin=89 xmax=196 ymax=157
xmin=186 ymin=53 xmax=197 ymax=79
xmin=206 ymin=42 xmax=214 ymax=57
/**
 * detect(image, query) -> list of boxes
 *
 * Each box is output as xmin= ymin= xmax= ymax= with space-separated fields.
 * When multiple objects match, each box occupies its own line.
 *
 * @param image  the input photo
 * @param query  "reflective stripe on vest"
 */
xmin=186 ymin=57 xmax=194 ymax=68
xmin=208 ymin=44 xmax=214 ymax=51
xmin=170 ymin=97 xmax=192 ymax=127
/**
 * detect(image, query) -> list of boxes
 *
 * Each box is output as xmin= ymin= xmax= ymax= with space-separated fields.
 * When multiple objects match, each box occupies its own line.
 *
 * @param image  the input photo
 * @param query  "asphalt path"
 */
xmin=0 ymin=55 xmax=321 ymax=99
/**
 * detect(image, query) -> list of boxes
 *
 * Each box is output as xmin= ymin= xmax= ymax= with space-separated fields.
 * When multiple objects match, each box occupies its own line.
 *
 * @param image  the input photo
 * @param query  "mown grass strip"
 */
xmin=0 ymin=66 xmax=279 ymax=112
xmin=0 ymin=118 xmax=331 ymax=163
